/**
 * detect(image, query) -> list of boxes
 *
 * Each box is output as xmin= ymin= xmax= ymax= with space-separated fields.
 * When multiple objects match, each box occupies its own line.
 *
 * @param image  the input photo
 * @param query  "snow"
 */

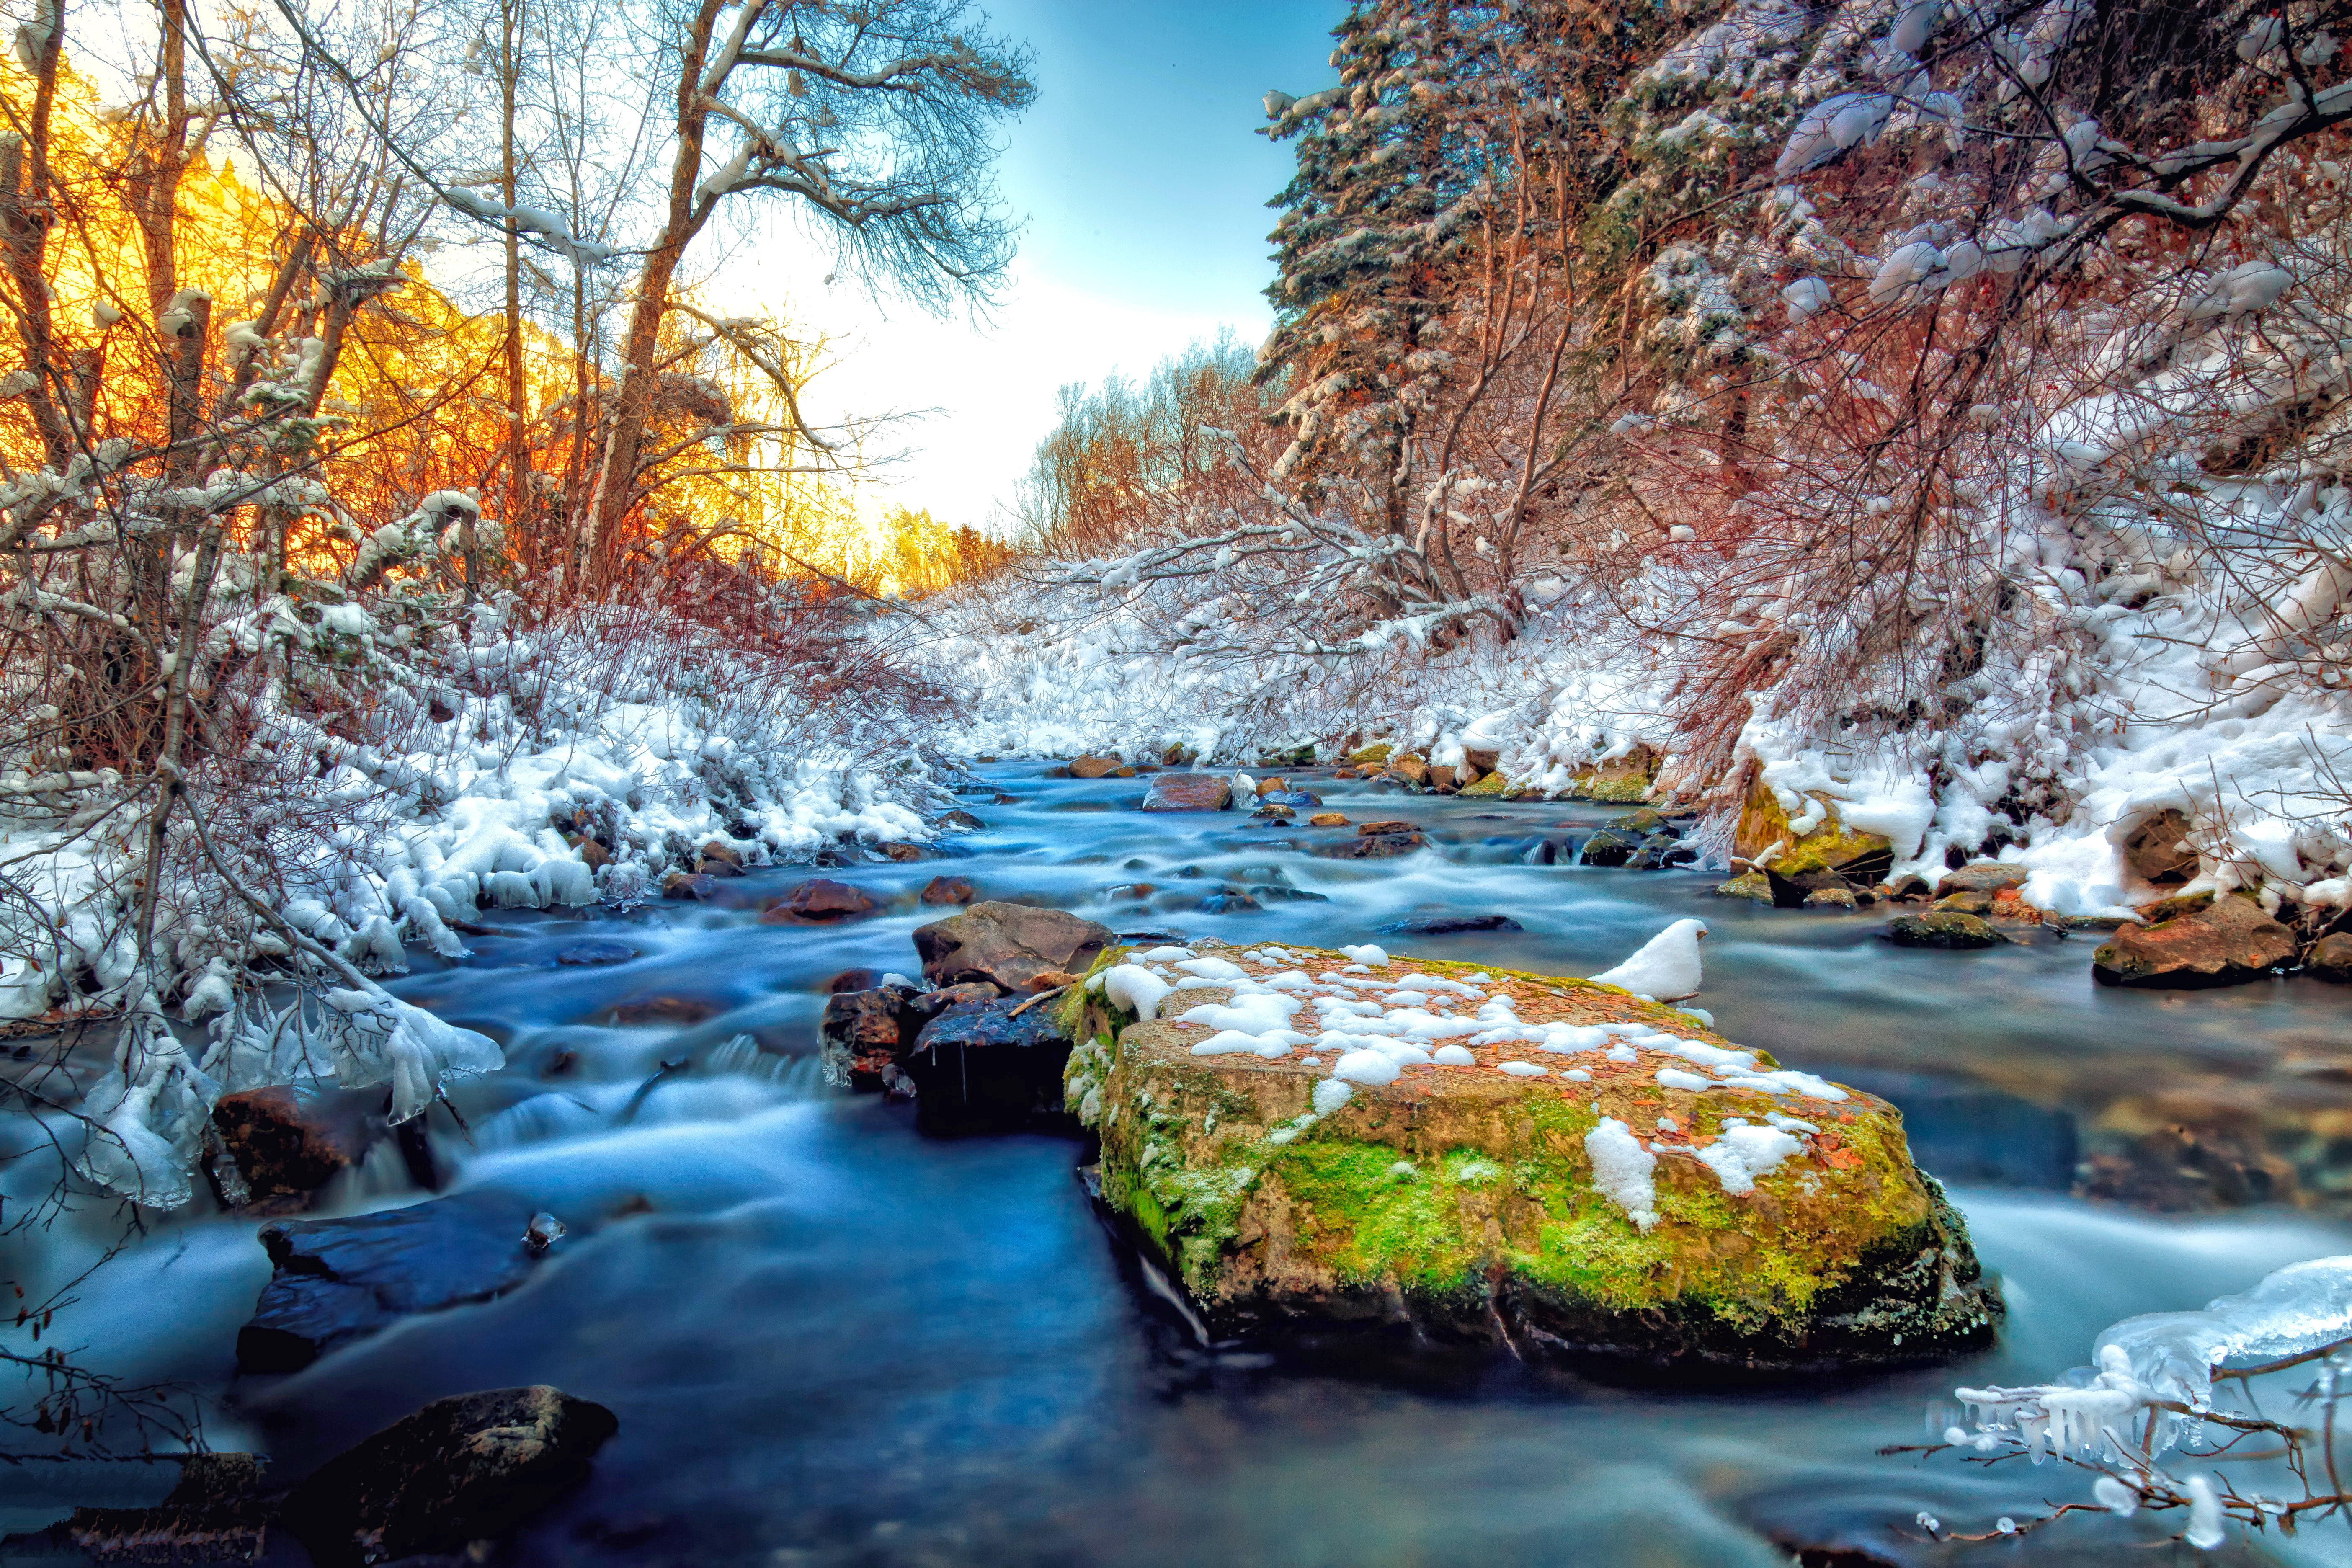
xmin=1584 ymin=1117 xmax=1659 ymax=1230
xmin=1588 ymin=919 xmax=1707 ymax=1000
xmin=1692 ymin=1124 xmax=1804 ymax=1194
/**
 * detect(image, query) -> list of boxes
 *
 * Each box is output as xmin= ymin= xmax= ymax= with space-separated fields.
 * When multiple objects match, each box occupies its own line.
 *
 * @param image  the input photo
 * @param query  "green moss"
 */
xmin=1460 ymin=770 xmax=1514 ymax=798
xmin=1276 ymin=1140 xmax=1481 ymax=1292
xmin=1345 ymin=743 xmax=1393 ymax=766
xmin=1566 ymin=773 xmax=1651 ymax=802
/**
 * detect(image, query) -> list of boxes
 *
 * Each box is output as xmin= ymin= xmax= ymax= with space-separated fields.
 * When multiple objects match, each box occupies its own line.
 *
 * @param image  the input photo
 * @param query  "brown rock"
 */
xmin=1357 ymin=820 xmax=1415 ymax=836
xmin=2093 ymin=892 xmax=2297 ymax=988
xmin=1931 ymin=890 xmax=1996 ymax=915
xmin=876 ymin=841 xmax=928 ymax=862
xmin=1425 ymin=763 xmax=1459 ymax=793
xmin=606 ymin=994 xmax=721 ymax=1027
xmin=1804 ymin=885 xmax=1858 ymax=909
xmin=211 ymin=1087 xmax=364 ymax=1207
xmin=912 ymin=901 xmax=1114 ymax=992
xmin=661 ymin=870 xmax=715 ymax=901
xmin=1463 ymin=748 xmax=1499 ymax=779
xmin=2310 ymin=931 xmax=2352 ymax=983
xmin=1140 ymin=772 xmax=1233 ymax=811
xmin=2120 ymin=807 xmax=2198 ymax=884
xmin=1385 ymin=753 xmax=1429 ymax=787
xmin=1936 ymin=861 xmax=2030 ymax=896
xmin=1316 ymin=831 xmax=1429 ymax=860
xmin=758 ymin=879 xmax=880 ymax=924
xmin=698 ymin=840 xmax=743 ymax=869
xmin=937 ymin=808 xmax=985 ymax=830
xmin=566 ymin=835 xmax=611 ymax=871
xmin=920 ymin=874 xmax=975 ymax=905
xmin=820 ymin=986 xmax=916 ymax=1092
xmin=1308 ymin=812 xmax=1349 ymax=827
xmin=1068 ymin=756 xmax=1124 ymax=779
xmin=279 ymin=1386 xmax=617 ymax=1568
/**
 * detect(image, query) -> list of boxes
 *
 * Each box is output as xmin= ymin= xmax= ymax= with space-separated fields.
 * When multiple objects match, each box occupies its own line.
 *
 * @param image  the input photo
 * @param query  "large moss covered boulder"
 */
xmin=1734 ymin=772 xmax=1893 ymax=887
xmin=1064 ymin=941 xmax=1997 ymax=1373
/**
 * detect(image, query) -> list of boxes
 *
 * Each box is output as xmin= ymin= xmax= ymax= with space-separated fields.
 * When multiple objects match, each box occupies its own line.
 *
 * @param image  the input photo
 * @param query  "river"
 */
xmin=11 ymin=763 xmax=2352 ymax=1566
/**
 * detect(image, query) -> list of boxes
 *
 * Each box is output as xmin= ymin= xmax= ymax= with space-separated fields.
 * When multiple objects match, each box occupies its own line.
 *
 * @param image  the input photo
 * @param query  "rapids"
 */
xmin=8 ymin=764 xmax=2351 ymax=1565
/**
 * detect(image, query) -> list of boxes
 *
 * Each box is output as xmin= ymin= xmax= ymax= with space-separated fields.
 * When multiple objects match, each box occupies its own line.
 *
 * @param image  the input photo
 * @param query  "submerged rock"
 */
xmin=2092 ymin=891 xmax=2296 ymax=988
xmin=1141 ymin=772 xmax=1233 ymax=811
xmin=920 ymin=875 xmax=976 ymax=905
xmin=1064 ymin=942 xmax=1997 ymax=1373
xmin=1886 ymin=911 xmax=2000 ymax=949
xmin=280 ymin=1386 xmax=618 ymax=1568
xmin=237 ymin=1191 xmax=559 ymax=1372
xmin=913 ymin=901 xmax=1113 ymax=992
xmin=554 ymin=940 xmax=637 ymax=966
xmin=758 ymin=879 xmax=880 ymax=924
xmin=1315 ymin=825 xmax=1428 ymax=859
xmin=1377 ymin=914 xmax=1522 ymax=935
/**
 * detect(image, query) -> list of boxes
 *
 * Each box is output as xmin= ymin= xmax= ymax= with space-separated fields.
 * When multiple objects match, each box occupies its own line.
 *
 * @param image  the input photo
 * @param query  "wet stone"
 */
xmin=605 ymin=994 xmax=722 ymax=1027
xmin=902 ymin=994 xmax=1078 ymax=1136
xmin=209 ymin=1086 xmax=370 ymax=1211
xmin=820 ymin=984 xmax=921 ymax=1092
xmin=1141 ymin=772 xmax=1233 ymax=812
xmin=661 ymin=871 xmax=716 ymax=901
xmin=1936 ymin=861 xmax=2030 ymax=896
xmin=1887 ymin=911 xmax=2000 ymax=949
xmin=2093 ymin=891 xmax=2297 ymax=988
xmin=279 ymin=1386 xmax=618 ymax=1568
xmin=913 ymin=901 xmax=1113 ymax=991
xmin=1315 ymin=830 xmax=1428 ymax=860
xmin=759 ymin=879 xmax=881 ymax=924
xmin=1377 ymin=913 xmax=1522 ymax=934
xmin=2309 ymin=931 xmax=2352 ymax=983
xmin=1198 ymin=890 xmax=1264 ymax=913
xmin=920 ymin=874 xmax=976 ymax=905
xmin=237 ymin=1191 xmax=561 ymax=1372
xmin=554 ymin=940 xmax=636 ymax=966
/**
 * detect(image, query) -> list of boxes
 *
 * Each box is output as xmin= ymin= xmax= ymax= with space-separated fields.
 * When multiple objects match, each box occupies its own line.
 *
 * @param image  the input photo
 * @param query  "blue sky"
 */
xmin=734 ymin=0 xmax=1344 ymax=528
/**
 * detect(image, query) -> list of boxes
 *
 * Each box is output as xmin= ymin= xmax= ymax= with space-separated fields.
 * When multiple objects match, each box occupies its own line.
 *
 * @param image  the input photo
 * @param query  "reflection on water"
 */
xmin=14 ymin=765 xmax=2352 ymax=1565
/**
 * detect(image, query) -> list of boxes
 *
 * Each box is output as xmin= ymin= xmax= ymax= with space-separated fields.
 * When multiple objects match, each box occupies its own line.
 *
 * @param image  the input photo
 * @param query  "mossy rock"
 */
xmin=1073 ymin=943 xmax=1999 ymax=1374
xmin=1563 ymin=742 xmax=1659 ymax=802
xmin=1345 ymin=743 xmax=1394 ymax=766
xmin=1715 ymin=871 xmax=1772 ymax=903
xmin=1459 ymin=769 xmax=1515 ymax=798
xmin=1735 ymin=774 xmax=1892 ymax=880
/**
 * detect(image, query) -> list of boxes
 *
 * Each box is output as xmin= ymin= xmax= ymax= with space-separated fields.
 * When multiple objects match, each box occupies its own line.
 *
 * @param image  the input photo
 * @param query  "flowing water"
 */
xmin=12 ymin=765 xmax=2352 ymax=1566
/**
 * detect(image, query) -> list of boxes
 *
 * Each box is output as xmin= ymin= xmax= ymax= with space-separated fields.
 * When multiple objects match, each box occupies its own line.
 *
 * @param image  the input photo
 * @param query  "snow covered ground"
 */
xmin=932 ymin=546 xmax=2352 ymax=927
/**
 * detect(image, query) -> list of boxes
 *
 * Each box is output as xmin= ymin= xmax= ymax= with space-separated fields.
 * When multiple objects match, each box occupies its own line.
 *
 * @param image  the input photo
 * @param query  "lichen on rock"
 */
xmin=1071 ymin=940 xmax=1999 ymax=1373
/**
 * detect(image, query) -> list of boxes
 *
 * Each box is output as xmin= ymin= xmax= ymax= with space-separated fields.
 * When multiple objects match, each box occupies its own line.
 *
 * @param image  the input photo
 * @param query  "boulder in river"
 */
xmin=237 ymin=1190 xmax=560 ymax=1372
xmin=1141 ymin=772 xmax=1233 ymax=811
xmin=2309 ymin=931 xmax=2352 ymax=983
xmin=209 ymin=1086 xmax=369 ymax=1210
xmin=1886 ymin=911 xmax=2000 ymax=949
xmin=1377 ymin=914 xmax=1523 ymax=935
xmin=1734 ymin=775 xmax=1893 ymax=888
xmin=1068 ymin=755 xmax=1130 ymax=779
xmin=2092 ymin=891 xmax=2297 ymax=988
xmin=1308 ymin=812 xmax=1349 ymax=827
xmin=1315 ymin=822 xmax=1428 ymax=859
xmin=280 ymin=1386 xmax=618 ymax=1568
xmin=554 ymin=940 xmax=636 ymax=966
xmin=1063 ymin=941 xmax=1999 ymax=1372
xmin=920 ymin=874 xmax=976 ymax=905
xmin=758 ymin=878 xmax=880 ymax=924
xmin=1935 ymin=861 xmax=2030 ymax=897
xmin=902 ymin=992 xmax=1078 ymax=1135
xmin=819 ymin=983 xmax=921 ymax=1091
xmin=913 ymin=900 xmax=1114 ymax=992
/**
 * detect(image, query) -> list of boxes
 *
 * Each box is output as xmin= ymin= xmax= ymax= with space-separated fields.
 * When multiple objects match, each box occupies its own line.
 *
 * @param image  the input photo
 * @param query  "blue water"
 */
xmin=13 ymin=765 xmax=2352 ymax=1565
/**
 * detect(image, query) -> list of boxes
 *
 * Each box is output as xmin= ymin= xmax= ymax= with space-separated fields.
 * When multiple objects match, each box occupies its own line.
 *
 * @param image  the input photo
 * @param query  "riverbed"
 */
xmin=12 ymin=764 xmax=2352 ymax=1565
